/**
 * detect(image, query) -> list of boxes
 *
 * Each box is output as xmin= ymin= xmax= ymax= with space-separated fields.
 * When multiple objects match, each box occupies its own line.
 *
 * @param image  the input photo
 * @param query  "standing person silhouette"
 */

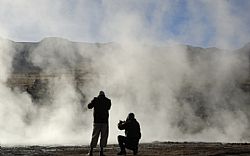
xmin=87 ymin=91 xmax=111 ymax=156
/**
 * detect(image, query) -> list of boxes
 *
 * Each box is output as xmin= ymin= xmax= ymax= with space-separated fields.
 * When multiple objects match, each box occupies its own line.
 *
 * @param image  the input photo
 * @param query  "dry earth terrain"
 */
xmin=1 ymin=142 xmax=250 ymax=156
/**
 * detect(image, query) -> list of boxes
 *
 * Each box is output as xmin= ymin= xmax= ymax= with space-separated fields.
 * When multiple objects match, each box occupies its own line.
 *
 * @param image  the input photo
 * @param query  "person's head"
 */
xmin=99 ymin=91 xmax=105 ymax=97
xmin=127 ymin=113 xmax=135 ymax=120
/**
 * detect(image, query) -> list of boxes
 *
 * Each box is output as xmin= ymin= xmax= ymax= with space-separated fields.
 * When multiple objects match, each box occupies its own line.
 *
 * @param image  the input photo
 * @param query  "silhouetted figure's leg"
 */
xmin=125 ymin=139 xmax=139 ymax=155
xmin=132 ymin=140 xmax=139 ymax=155
xmin=100 ymin=124 xmax=108 ymax=156
xmin=88 ymin=124 xmax=101 ymax=156
xmin=117 ymin=135 xmax=127 ymax=155
xmin=133 ymin=144 xmax=138 ymax=155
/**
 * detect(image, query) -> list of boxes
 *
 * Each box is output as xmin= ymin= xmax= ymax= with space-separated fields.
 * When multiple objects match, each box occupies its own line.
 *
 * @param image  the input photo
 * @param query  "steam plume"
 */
xmin=0 ymin=0 xmax=250 ymax=145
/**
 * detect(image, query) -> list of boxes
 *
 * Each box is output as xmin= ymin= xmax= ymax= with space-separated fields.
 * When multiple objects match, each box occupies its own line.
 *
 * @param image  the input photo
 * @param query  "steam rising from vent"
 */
xmin=1 ymin=39 xmax=249 ymax=145
xmin=0 ymin=0 xmax=250 ymax=145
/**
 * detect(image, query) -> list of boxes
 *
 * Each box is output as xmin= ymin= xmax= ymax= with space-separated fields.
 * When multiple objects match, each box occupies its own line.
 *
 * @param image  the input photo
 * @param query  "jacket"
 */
xmin=118 ymin=118 xmax=141 ymax=140
xmin=88 ymin=95 xmax=111 ymax=123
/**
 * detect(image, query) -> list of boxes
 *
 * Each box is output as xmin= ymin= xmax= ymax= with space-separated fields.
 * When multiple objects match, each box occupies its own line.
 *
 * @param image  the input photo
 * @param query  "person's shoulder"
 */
xmin=105 ymin=97 xmax=111 ymax=101
xmin=126 ymin=119 xmax=133 ymax=124
xmin=133 ymin=119 xmax=140 ymax=124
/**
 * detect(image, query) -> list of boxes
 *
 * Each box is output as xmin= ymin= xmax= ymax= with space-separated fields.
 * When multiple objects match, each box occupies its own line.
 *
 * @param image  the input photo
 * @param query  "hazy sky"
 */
xmin=0 ymin=0 xmax=250 ymax=48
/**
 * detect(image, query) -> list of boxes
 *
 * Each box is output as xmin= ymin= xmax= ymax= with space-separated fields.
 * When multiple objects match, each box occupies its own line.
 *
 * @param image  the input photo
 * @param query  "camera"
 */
xmin=118 ymin=120 xmax=125 ymax=125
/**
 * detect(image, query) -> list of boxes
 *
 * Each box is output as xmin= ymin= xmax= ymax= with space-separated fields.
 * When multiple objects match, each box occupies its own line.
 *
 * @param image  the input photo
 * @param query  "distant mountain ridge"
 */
xmin=1 ymin=37 xmax=249 ymax=74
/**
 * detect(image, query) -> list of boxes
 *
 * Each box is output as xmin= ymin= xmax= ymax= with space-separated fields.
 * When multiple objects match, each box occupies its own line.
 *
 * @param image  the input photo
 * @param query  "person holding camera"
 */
xmin=87 ymin=91 xmax=111 ymax=156
xmin=117 ymin=113 xmax=141 ymax=155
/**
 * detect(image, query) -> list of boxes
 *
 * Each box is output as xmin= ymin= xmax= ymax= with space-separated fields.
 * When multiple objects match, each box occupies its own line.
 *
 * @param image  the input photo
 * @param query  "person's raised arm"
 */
xmin=88 ymin=98 xmax=96 ymax=109
xmin=118 ymin=120 xmax=126 ymax=130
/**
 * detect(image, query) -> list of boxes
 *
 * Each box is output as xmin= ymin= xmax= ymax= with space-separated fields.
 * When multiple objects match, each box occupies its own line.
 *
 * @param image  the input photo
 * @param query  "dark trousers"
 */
xmin=118 ymin=135 xmax=139 ymax=152
xmin=90 ymin=123 xmax=109 ymax=148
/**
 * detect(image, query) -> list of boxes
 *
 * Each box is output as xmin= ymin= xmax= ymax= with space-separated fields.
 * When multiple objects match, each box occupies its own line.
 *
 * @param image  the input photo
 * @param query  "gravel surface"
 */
xmin=1 ymin=142 xmax=250 ymax=156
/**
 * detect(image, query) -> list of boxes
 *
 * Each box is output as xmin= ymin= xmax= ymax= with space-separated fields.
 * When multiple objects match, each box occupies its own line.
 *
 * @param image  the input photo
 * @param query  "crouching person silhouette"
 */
xmin=117 ymin=113 xmax=141 ymax=155
xmin=87 ymin=91 xmax=111 ymax=156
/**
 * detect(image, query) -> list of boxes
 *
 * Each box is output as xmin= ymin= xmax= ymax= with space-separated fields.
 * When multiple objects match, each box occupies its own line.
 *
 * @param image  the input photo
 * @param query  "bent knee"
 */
xmin=118 ymin=135 xmax=123 ymax=140
xmin=118 ymin=135 xmax=126 ymax=142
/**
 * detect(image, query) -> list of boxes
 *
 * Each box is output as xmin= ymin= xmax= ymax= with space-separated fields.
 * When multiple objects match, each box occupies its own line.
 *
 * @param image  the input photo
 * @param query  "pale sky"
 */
xmin=0 ymin=0 xmax=250 ymax=48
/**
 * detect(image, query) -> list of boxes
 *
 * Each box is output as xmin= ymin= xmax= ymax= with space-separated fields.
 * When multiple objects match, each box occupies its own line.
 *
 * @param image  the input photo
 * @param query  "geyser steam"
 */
xmin=0 ymin=0 xmax=250 ymax=145
xmin=1 ymin=38 xmax=250 ymax=145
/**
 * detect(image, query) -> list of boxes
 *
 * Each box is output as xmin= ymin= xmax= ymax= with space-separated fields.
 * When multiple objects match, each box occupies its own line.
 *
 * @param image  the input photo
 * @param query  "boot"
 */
xmin=133 ymin=147 xmax=138 ymax=155
xmin=100 ymin=151 xmax=105 ymax=156
xmin=87 ymin=151 xmax=93 ymax=156
xmin=100 ymin=147 xmax=105 ymax=156
xmin=117 ymin=150 xmax=126 ymax=155
xmin=87 ymin=148 xmax=93 ymax=156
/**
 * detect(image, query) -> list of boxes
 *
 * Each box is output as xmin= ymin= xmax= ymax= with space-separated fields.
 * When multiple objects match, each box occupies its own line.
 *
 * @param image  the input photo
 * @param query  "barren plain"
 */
xmin=1 ymin=142 xmax=250 ymax=156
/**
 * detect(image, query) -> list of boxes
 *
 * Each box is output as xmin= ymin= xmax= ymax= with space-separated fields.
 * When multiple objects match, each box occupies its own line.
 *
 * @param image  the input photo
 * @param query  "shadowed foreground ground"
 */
xmin=1 ymin=142 xmax=250 ymax=156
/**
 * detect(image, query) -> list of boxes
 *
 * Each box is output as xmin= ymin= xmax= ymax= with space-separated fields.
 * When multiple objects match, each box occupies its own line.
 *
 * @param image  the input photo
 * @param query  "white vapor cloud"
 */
xmin=0 ymin=0 xmax=250 ymax=145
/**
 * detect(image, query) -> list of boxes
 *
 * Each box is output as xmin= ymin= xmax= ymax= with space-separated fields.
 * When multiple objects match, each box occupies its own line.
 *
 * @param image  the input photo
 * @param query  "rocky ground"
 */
xmin=1 ymin=142 xmax=250 ymax=156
